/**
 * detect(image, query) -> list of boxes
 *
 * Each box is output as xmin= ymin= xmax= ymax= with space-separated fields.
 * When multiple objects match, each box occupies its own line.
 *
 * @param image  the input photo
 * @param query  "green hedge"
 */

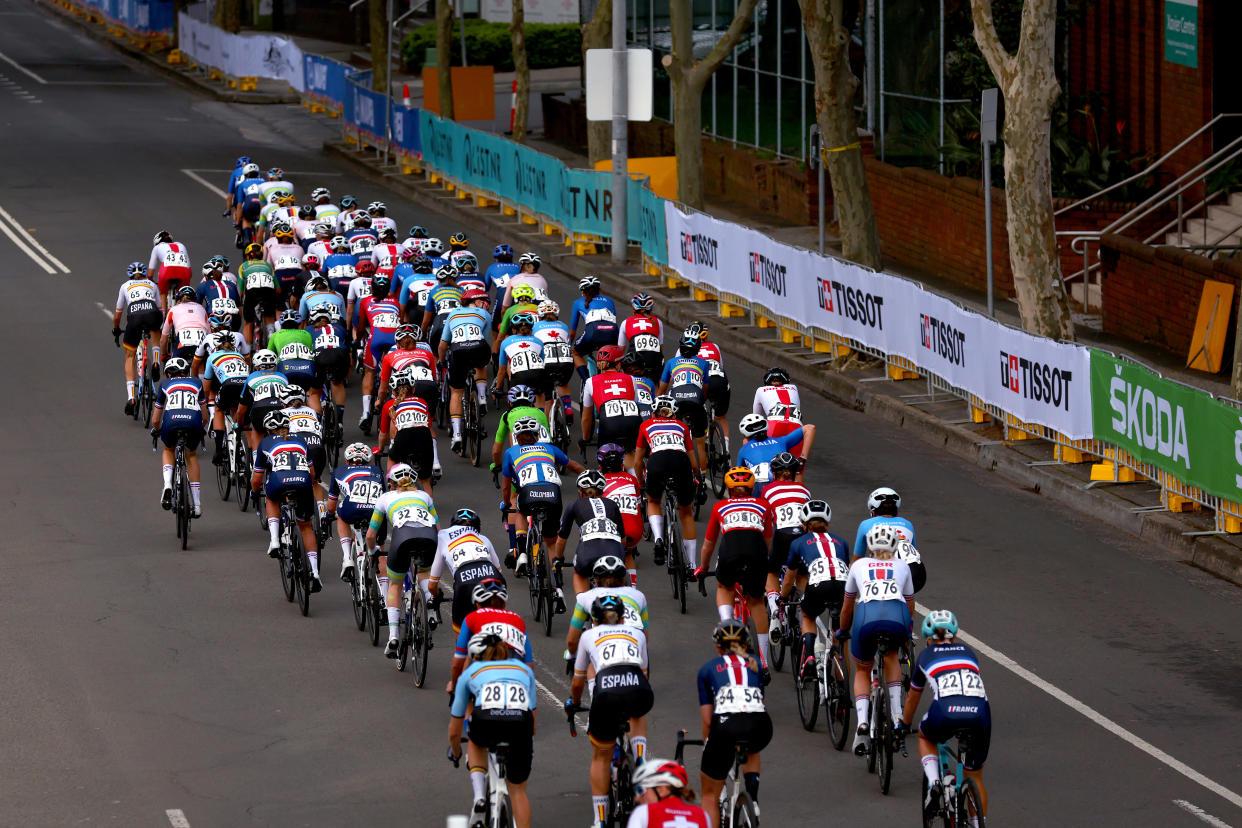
xmin=401 ymin=20 xmax=582 ymax=73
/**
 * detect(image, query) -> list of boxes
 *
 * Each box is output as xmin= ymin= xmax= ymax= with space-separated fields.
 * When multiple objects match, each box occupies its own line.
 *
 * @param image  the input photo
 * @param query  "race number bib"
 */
xmin=409 ymin=365 xmax=435 ymax=382
xmin=478 ymin=681 xmax=531 ymax=712
xmin=543 ymin=341 xmax=572 ymax=363
xmin=707 ymin=359 xmax=725 ymax=378
xmin=632 ymin=334 xmax=660 ymax=352
xmin=392 ymin=505 xmax=434 ymax=528
xmin=127 ymin=284 xmax=157 ymax=303
xmin=178 ymin=327 xmax=206 ymax=348
xmin=935 ymin=669 xmax=986 ymax=699
xmin=580 ymin=517 xmax=620 ymax=543
xmin=584 ymin=307 xmax=616 ymax=325
xmin=597 ymin=638 xmax=642 ymax=668
xmin=750 ymin=462 xmax=772 ymax=483
xmin=602 ymin=399 xmax=639 ymax=419
xmin=280 ymin=343 xmax=314 ymax=361
xmin=480 ymin=621 xmax=528 ymax=655
xmin=370 ymin=310 xmax=399 ymax=329
xmin=328 ymin=264 xmax=355 ymax=283
xmin=252 ymin=382 xmax=284 ymax=402
xmin=448 ymin=540 xmax=489 ymax=569
xmin=774 ymin=503 xmax=803 ymax=530
xmin=673 ymin=368 xmax=703 ymax=388
xmin=647 ymin=430 xmax=684 ymax=452
xmin=289 ymin=416 xmax=321 ymax=440
xmin=456 ymin=323 xmax=484 ymax=343
xmin=714 ymin=685 xmax=765 ymax=714
xmin=394 ymin=407 xmax=429 ymax=430
xmin=507 ymin=347 xmax=544 ymax=373
xmin=349 ymin=479 xmax=382 ymax=505
xmin=807 ymin=556 xmax=847 ymax=585
xmin=517 ymin=462 xmax=555 ymax=487
xmin=164 ymin=389 xmax=199 ymax=410
xmin=270 ymin=450 xmax=310 ymax=473
xmin=722 ymin=510 xmax=763 ymax=531
xmin=163 ymin=249 xmax=189 ymax=267
xmin=247 ymin=271 xmax=275 ymax=290
xmin=895 ymin=540 xmax=921 ymax=565
xmin=611 ymin=492 xmax=640 ymax=516
xmin=209 ymin=297 xmax=237 ymax=316
xmin=274 ymin=254 xmax=301 ymax=271
xmin=353 ymin=280 xmax=373 ymax=299
xmin=858 ymin=578 xmax=902 ymax=603
xmin=314 ymin=330 xmax=342 ymax=350
xmin=214 ymin=357 xmax=248 ymax=379
xmin=351 ymin=238 xmax=375 ymax=256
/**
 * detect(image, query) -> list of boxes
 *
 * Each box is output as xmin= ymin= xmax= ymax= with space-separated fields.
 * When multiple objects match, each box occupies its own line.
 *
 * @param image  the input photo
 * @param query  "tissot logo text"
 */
xmin=816 ymin=278 xmax=885 ymax=329
xmin=1000 ymin=351 xmax=1073 ymax=411
xmin=919 ymin=314 xmax=966 ymax=366
xmin=679 ymin=233 xmax=719 ymax=269
xmin=749 ymin=252 xmax=787 ymax=296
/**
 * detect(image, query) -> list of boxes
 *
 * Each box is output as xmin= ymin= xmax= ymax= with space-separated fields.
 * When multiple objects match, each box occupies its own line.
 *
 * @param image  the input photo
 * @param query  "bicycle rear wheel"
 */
xmin=397 ymin=588 xmax=413 ymax=671
xmin=877 ymin=711 xmax=894 ymax=794
xmin=235 ymin=439 xmax=252 ymax=511
xmin=412 ymin=589 xmax=430 ymax=688
xmin=959 ymin=777 xmax=986 ymax=827
xmin=350 ymin=561 xmax=367 ymax=631
xmin=215 ymin=444 xmax=232 ymax=500
xmin=707 ymin=420 xmax=727 ymax=498
xmin=293 ymin=534 xmax=311 ymax=617
xmin=825 ymin=649 xmax=851 ymax=751
xmin=732 ymin=790 xmax=760 ymax=828
xmin=323 ymin=405 xmax=341 ymax=470
xmin=527 ymin=538 xmax=542 ymax=621
xmin=663 ymin=492 xmax=686 ymax=614
xmin=795 ymin=654 xmax=819 ymax=731
xmin=279 ymin=532 xmax=295 ymax=603
xmin=176 ymin=463 xmax=191 ymax=550
xmin=367 ymin=575 xmax=384 ymax=646
xmin=541 ymin=554 xmax=555 ymax=638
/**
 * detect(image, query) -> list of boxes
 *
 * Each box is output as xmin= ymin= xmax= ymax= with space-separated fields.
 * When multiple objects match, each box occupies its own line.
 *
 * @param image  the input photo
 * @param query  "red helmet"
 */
xmin=595 ymin=345 xmax=624 ymax=365
xmin=355 ymin=259 xmax=376 ymax=275
xmin=463 ymin=287 xmax=488 ymax=303
xmin=303 ymin=254 xmax=320 ymax=268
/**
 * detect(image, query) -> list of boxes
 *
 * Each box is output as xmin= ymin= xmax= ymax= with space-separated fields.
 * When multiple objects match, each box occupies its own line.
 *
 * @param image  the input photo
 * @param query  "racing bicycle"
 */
xmin=676 ymin=729 xmax=760 ymax=827
xmin=921 ymin=730 xmax=987 ymax=827
xmin=276 ymin=491 xmax=312 ymax=617
xmin=396 ymin=571 xmax=438 ymax=687
xmin=567 ymin=704 xmax=637 ymax=827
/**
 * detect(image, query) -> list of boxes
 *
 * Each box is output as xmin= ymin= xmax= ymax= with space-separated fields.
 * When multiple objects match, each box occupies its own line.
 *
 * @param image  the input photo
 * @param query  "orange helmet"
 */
xmin=723 ymin=466 xmax=756 ymax=491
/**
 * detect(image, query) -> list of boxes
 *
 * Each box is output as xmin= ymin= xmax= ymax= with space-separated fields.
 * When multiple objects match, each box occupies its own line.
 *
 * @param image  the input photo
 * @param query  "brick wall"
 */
xmin=1100 ymin=232 xmax=1242 ymax=358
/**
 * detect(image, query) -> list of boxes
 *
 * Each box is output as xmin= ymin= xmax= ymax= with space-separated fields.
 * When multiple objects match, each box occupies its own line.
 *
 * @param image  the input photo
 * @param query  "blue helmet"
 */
xmin=921 ymin=610 xmax=959 ymax=640
xmin=126 ymin=261 xmax=148 ymax=279
xmin=235 ymin=155 xmax=251 ymax=166
xmin=507 ymin=384 xmax=536 ymax=405
xmin=493 ymin=243 xmax=514 ymax=261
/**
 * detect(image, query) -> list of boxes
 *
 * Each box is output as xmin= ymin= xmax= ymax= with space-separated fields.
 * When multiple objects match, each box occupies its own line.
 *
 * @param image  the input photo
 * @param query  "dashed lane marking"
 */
xmin=165 ymin=809 xmax=191 ymax=828
xmin=180 ymin=169 xmax=228 ymax=200
xmin=1175 ymin=800 xmax=1234 ymax=827
xmin=0 ymin=203 xmax=69 ymax=273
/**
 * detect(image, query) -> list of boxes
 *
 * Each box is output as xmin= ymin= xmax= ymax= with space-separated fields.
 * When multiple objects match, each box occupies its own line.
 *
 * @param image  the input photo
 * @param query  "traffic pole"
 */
xmin=403 ymin=83 xmax=410 ymax=108
xmin=508 ymin=79 xmax=517 ymax=133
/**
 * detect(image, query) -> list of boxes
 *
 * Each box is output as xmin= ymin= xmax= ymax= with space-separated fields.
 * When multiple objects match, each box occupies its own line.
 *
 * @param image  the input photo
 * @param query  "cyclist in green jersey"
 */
xmin=490 ymin=385 xmax=550 ymax=472
xmin=268 ymin=310 xmax=312 ymax=356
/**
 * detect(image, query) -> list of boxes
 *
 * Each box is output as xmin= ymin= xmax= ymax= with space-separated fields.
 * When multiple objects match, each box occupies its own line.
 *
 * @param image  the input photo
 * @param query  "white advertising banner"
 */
xmin=178 ymin=14 xmax=304 ymax=91
xmin=480 ymin=0 xmax=580 ymax=24
xmin=662 ymin=201 xmax=1094 ymax=439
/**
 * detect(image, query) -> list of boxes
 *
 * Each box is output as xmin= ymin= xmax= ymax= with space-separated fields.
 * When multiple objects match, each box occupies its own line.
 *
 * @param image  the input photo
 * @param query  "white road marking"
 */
xmin=181 ymin=169 xmax=228 ymax=200
xmin=916 ymin=602 xmax=1242 ymax=813
xmin=0 ymin=49 xmax=159 ymax=85
xmin=0 ymin=204 xmax=70 ymax=273
xmin=1175 ymin=800 xmax=1234 ymax=827
xmin=165 ymin=808 xmax=191 ymax=827
xmin=0 ymin=213 xmax=53 ymax=273
xmin=0 ymin=48 xmax=44 ymax=83
xmin=96 ymin=302 xmax=114 ymax=318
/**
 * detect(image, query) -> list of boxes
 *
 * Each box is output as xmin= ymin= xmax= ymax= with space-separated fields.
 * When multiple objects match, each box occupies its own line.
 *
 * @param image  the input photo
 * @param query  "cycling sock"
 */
xmin=189 ymin=483 xmax=201 ymax=509
xmin=308 ymin=549 xmax=319 ymax=577
xmin=717 ymin=604 xmax=734 ymax=622
xmin=855 ymin=695 xmax=870 ymax=725
xmin=648 ymin=514 xmax=664 ymax=540
xmin=475 ymin=380 xmax=487 ymax=403
xmin=267 ymin=518 xmax=280 ymax=545
xmin=592 ymin=796 xmax=608 ymax=825
xmin=213 ymin=430 xmax=225 ymax=453
xmin=317 ymin=501 xmax=326 ymax=520
xmin=378 ymin=575 xmax=390 ymax=598
xmin=802 ymin=632 xmax=817 ymax=658
xmin=431 ymin=439 xmax=440 ymax=466
xmin=766 ymin=590 xmax=780 ymax=618
xmin=682 ymin=539 xmax=697 ymax=567
xmin=577 ymin=365 xmax=589 ymax=382
xmin=743 ymin=772 xmax=760 ymax=801
xmin=126 ymin=381 xmax=135 ymax=401
xmin=505 ymin=523 xmax=518 ymax=550
xmin=922 ymin=754 xmax=940 ymax=785
xmin=160 ymin=463 xmax=173 ymax=488
xmin=631 ymin=736 xmax=647 ymax=763
xmin=562 ymin=394 xmax=573 ymax=413
xmin=386 ymin=606 xmax=400 ymax=639
xmin=756 ymin=633 xmax=771 ymax=670
xmin=361 ymin=395 xmax=372 ymax=417
xmin=887 ymin=681 xmax=904 ymax=722
xmin=470 ymin=769 xmax=486 ymax=801
xmin=340 ymin=535 xmax=353 ymax=562
xmin=151 ymin=346 xmax=161 ymax=363
xmin=451 ymin=417 xmax=463 ymax=438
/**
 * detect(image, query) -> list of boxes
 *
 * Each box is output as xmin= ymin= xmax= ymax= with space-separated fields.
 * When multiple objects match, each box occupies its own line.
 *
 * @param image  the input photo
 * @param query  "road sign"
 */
xmin=585 ymin=48 xmax=653 ymax=122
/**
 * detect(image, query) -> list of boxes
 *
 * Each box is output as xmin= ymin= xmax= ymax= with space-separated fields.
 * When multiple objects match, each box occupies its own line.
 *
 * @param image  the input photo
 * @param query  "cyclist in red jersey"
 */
xmin=627 ymin=760 xmax=709 ymax=828
xmin=598 ymin=443 xmax=643 ymax=580
xmin=581 ymin=346 xmax=642 ymax=467
xmin=634 ymin=394 xmax=701 ymax=574
xmin=760 ymin=452 xmax=810 ymax=638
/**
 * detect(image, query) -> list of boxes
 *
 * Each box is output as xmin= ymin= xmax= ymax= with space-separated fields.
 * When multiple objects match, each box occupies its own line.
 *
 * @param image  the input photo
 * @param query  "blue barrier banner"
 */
xmin=304 ymin=53 xmax=349 ymax=109
xmin=393 ymin=105 xmax=421 ymax=155
xmin=631 ymin=177 xmax=667 ymax=264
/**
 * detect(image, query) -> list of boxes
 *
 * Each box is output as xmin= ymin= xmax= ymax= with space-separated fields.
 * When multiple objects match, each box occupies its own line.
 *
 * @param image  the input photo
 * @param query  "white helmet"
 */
xmin=865 ymin=523 xmax=898 ymax=553
xmin=252 ymin=349 xmax=278 ymax=370
xmin=387 ymin=463 xmax=416 ymax=486
xmin=422 ymin=237 xmax=444 ymax=255
xmin=738 ymin=413 xmax=767 ymax=438
xmin=537 ymin=299 xmax=559 ymax=317
xmin=344 ymin=442 xmax=371 ymax=464
xmin=242 ymin=162 xmax=261 ymax=175
xmin=867 ymin=487 xmax=901 ymax=512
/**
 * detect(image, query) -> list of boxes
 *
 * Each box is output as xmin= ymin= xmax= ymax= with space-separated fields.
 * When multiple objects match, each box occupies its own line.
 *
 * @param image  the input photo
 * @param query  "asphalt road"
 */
xmin=2 ymin=2 xmax=1241 ymax=825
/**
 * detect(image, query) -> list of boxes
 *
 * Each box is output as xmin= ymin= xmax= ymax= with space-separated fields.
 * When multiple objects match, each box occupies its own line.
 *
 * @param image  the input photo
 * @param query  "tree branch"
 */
xmin=687 ymin=0 xmax=760 ymax=88
xmin=969 ymin=0 xmax=1015 ymax=90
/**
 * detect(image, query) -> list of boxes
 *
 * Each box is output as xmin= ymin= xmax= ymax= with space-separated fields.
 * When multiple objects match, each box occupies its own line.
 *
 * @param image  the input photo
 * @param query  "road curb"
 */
xmin=30 ymin=0 xmax=301 ymax=104
xmin=321 ymin=140 xmax=1242 ymax=588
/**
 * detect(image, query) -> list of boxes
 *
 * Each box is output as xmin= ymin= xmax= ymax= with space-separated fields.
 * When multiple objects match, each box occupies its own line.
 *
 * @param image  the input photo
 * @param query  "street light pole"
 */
xmin=981 ymin=87 xmax=999 ymax=318
xmin=610 ymin=0 xmax=628 ymax=265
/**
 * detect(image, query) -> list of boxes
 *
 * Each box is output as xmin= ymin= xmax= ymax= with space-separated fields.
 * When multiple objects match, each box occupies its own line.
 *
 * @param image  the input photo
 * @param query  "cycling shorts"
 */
xmin=241 ymin=197 xmax=263 ymax=222
xmin=157 ymin=266 xmax=192 ymax=296
xmin=390 ymin=428 xmax=434 ymax=479
xmin=467 ymin=712 xmax=534 ymax=784
xmin=645 ymin=451 xmax=695 ymax=507
xmin=364 ymin=332 xmax=396 ymax=371
xmin=716 ymin=531 xmax=768 ymax=600
xmin=123 ymin=309 xmax=163 ymax=348
xmin=705 ymin=375 xmax=731 ymax=415
xmin=281 ymin=361 xmax=322 ymax=392
xmin=265 ymin=471 xmax=315 ymax=521
xmin=800 ymin=581 xmax=845 ymax=623
xmin=414 ymin=379 xmax=440 ymax=419
xmin=597 ymin=415 xmax=641 ymax=454
xmin=448 ymin=342 xmax=490 ymax=389
xmin=243 ymin=288 xmax=278 ymax=324
xmin=572 ymin=540 xmax=626 ymax=578
xmin=573 ymin=323 xmax=618 ymax=357
xmin=768 ymin=528 xmax=801 ymax=574
xmin=849 ymin=602 xmax=911 ymax=663
xmin=517 ymin=484 xmax=562 ymax=539
xmin=507 ymin=368 xmax=547 ymax=397
xmin=632 ymin=350 xmax=663 ymax=379
xmin=386 ymin=525 xmax=437 ymax=575
xmin=274 ymin=269 xmax=301 ymax=297
xmin=248 ymin=399 xmax=284 ymax=432
xmin=908 ymin=561 xmax=927 ymax=594
xmin=302 ymin=441 xmax=326 ymax=478
xmin=674 ymin=400 xmax=708 ymax=438
xmin=919 ymin=700 xmax=992 ymax=770
xmin=169 ymin=343 xmax=198 ymax=362
xmin=315 ymin=349 xmax=350 ymax=383
xmin=212 ymin=377 xmax=246 ymax=412
xmin=451 ymin=561 xmax=504 ymax=629
xmin=159 ymin=420 xmax=204 ymax=450
xmin=702 ymin=712 xmax=772 ymax=780
xmin=587 ymin=667 xmax=653 ymax=747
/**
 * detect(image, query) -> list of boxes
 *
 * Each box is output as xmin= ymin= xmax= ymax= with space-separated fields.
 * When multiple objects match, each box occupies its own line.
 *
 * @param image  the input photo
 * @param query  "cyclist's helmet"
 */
xmin=631 ymin=292 xmax=654 ymax=313
xmin=266 ymin=167 xmax=284 ymax=180
xmin=578 ymin=275 xmax=601 ymax=293
xmin=620 ymin=352 xmax=639 ymax=372
xmin=867 ymin=486 xmax=902 ymax=512
xmin=272 ymin=221 xmax=294 ymax=238
xmin=340 ymin=195 xmax=359 ymax=209
xmin=278 ymin=309 xmax=300 ymax=328
xmin=511 ymin=284 xmax=537 ymax=304
xmin=244 ymin=242 xmax=265 ymax=259
xmin=322 ymin=305 xmax=342 ymax=323
xmin=577 ymin=469 xmax=606 ymax=492
xmin=152 ymin=230 xmax=171 ymax=245
xmin=298 ymin=204 xmax=315 ymax=220
xmin=367 ymin=201 xmax=387 ymax=215
xmin=345 ymin=442 xmax=371 ymax=464
xmin=471 ymin=577 xmax=508 ymax=606
xmin=408 ymin=225 xmax=429 ymax=239
xmin=764 ymin=367 xmax=791 ymax=385
xmin=355 ymin=260 xmax=376 ymax=276
xmin=208 ymin=313 xmax=231 ymax=329
xmin=452 ymin=507 xmax=482 ymax=529
xmin=677 ymin=335 xmax=699 ymax=357
xmin=242 ymin=163 xmax=260 ymax=176
xmin=467 ymin=631 xmax=503 ymax=657
xmin=212 ymin=254 xmax=231 ymax=269
xmin=592 ymin=554 xmax=627 ymax=580
xmin=306 ymin=274 xmax=329 ymax=292
xmin=235 ymin=155 xmax=252 ymax=167
xmin=252 ymin=349 xmax=278 ymax=370
xmin=387 ymin=463 xmax=416 ymax=486
xmin=309 ymin=305 xmax=333 ymax=324
xmin=201 ymin=262 xmax=219 ymax=277
xmin=723 ymin=466 xmax=756 ymax=491
xmin=412 ymin=255 xmax=434 ymax=274
xmin=435 ymin=264 xmax=458 ymax=282
xmin=463 ymin=288 xmax=489 ymax=304
xmin=313 ymin=223 xmax=333 ymax=238
xmin=175 ymin=286 xmax=196 ymax=302
xmin=590 ymin=594 xmax=625 ymax=624
xmin=865 ymin=523 xmax=898 ymax=553
xmin=518 ymin=251 xmax=541 ymax=269
xmin=379 ymin=227 xmax=397 ymax=241
xmin=770 ymin=451 xmax=803 ymax=474
xmin=713 ymin=619 xmax=751 ymax=649
xmin=800 ymin=499 xmax=832 ymax=524
xmin=282 ymin=384 xmax=307 ymax=406
xmin=163 ymin=356 xmax=189 ymax=376
xmin=422 ymin=237 xmax=445 ymax=255
xmin=507 ymin=384 xmax=536 ymax=406
xmin=303 ymin=255 xmax=321 ymax=272
xmin=597 ymin=443 xmax=625 ymax=472
xmin=352 ymin=212 xmax=372 ymax=227
xmin=310 ymin=187 xmax=330 ymax=201
xmin=493 ymin=244 xmax=513 ymax=261
xmin=372 ymin=274 xmax=391 ymax=294
xmin=595 ymin=345 xmax=624 ymax=366
xmin=738 ymin=413 xmax=767 ymax=438
xmin=326 ymin=235 xmax=347 ymax=252
xmin=390 ymin=366 xmax=416 ymax=390
xmin=653 ymin=395 xmax=677 ymax=417
xmin=126 ymin=262 xmax=148 ymax=278
xmin=921 ymin=609 xmax=959 ymax=640
xmin=506 ymin=312 xmax=533 ymax=331
xmin=455 ymin=252 xmax=479 ymax=272
xmin=512 ymin=417 xmax=541 ymax=438
xmin=537 ymin=299 xmax=559 ymax=317
xmin=449 ymin=232 xmax=469 ymax=249
xmin=262 ymin=409 xmax=289 ymax=432
xmin=632 ymin=760 xmax=690 ymax=794
xmin=395 ymin=323 xmax=418 ymax=341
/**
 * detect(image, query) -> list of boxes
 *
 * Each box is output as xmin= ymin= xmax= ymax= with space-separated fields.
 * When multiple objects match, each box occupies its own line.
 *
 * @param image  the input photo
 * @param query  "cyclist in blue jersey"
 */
xmin=224 ymin=155 xmax=251 ymax=217
xmin=149 ymin=357 xmax=208 ymax=516
xmin=325 ymin=442 xmax=384 ymax=581
xmin=779 ymin=500 xmax=851 ymax=676
xmin=323 ymin=236 xmax=357 ymax=295
xmin=495 ymin=312 xmax=547 ymax=407
xmin=308 ymin=304 xmax=350 ymax=426
xmin=196 ymin=259 xmax=241 ymax=317
xmin=897 ymin=609 xmax=991 ymax=822
xmin=251 ymin=409 xmax=322 ymax=592
xmin=297 ymin=274 xmax=345 ymax=323
xmin=234 ymin=163 xmax=266 ymax=237
xmin=623 ymin=352 xmax=656 ymax=420
xmin=658 ymin=333 xmax=712 ymax=468
xmin=399 ymin=254 xmax=438 ymax=321
xmin=852 ymin=486 xmax=916 ymax=558
xmin=422 ymin=237 xmax=448 ymax=270
xmin=439 ymin=288 xmax=493 ymax=454
xmin=569 ymin=275 xmax=618 ymax=381
xmin=448 ymin=632 xmax=538 ymax=828
xmin=422 ymin=265 xmax=465 ymax=342
xmin=193 ymin=318 xmax=250 ymax=464
xmin=486 ymin=243 xmax=520 ymax=300
xmin=234 ymin=349 xmax=290 ymax=452
xmin=533 ymin=300 xmax=575 ymax=425
xmin=735 ymin=413 xmax=814 ymax=495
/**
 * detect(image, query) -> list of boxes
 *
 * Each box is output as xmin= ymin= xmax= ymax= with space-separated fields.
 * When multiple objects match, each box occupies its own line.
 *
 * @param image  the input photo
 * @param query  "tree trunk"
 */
xmin=971 ymin=0 xmax=1073 ymax=339
xmin=510 ymin=0 xmax=530 ymax=141
xmin=436 ymin=0 xmax=455 ymax=119
xmin=214 ymin=0 xmax=242 ymax=33
xmin=581 ymin=0 xmax=611 ymax=164
xmin=369 ymin=0 xmax=388 ymax=94
xmin=665 ymin=0 xmax=758 ymax=208
xmin=798 ymin=0 xmax=881 ymax=270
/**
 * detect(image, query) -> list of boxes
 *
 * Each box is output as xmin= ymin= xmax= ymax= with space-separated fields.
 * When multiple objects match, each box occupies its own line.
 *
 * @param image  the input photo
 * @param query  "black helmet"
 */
xmin=713 ymin=619 xmax=751 ymax=649
xmin=770 ymin=451 xmax=802 ymax=473
xmin=591 ymin=594 xmax=625 ymax=625
xmin=452 ymin=508 xmax=482 ymax=529
xmin=597 ymin=443 xmax=625 ymax=472
xmin=764 ymin=367 xmax=791 ymax=385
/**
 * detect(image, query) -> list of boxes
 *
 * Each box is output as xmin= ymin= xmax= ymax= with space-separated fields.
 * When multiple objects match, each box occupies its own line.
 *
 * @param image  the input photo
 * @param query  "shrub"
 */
xmin=401 ymin=20 xmax=582 ymax=73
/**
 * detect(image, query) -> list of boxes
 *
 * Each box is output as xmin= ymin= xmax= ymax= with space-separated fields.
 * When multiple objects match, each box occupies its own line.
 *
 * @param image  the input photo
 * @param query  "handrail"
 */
xmin=1105 ymin=136 xmax=1242 ymax=237
xmin=1054 ymin=112 xmax=1242 ymax=217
